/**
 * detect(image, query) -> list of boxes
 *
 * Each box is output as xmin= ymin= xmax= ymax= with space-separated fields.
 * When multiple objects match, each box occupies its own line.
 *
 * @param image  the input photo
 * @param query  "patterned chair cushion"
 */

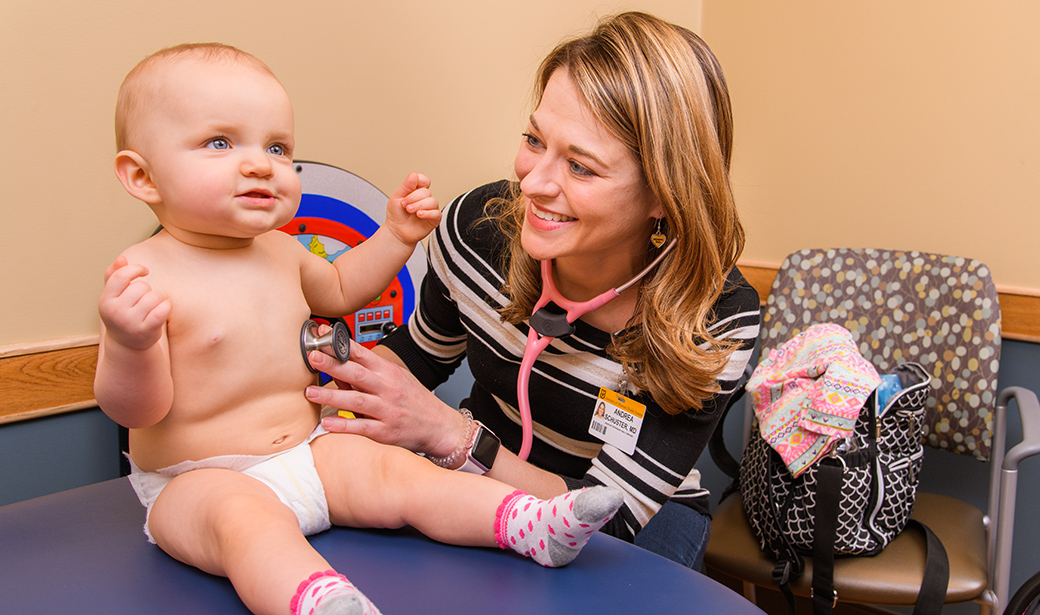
xmin=758 ymin=248 xmax=1001 ymax=460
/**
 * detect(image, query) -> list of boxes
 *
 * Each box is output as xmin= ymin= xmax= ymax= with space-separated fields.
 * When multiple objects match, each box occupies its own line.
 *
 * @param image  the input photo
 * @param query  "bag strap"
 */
xmin=764 ymin=443 xmax=805 ymax=615
xmin=907 ymin=520 xmax=950 ymax=615
xmin=810 ymin=460 xmax=844 ymax=615
xmin=708 ymin=382 xmax=745 ymax=481
xmin=808 ymin=460 xmax=950 ymax=615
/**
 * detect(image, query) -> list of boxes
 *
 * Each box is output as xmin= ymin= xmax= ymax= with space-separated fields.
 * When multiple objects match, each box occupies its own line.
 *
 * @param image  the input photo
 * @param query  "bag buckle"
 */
xmin=811 ymin=588 xmax=839 ymax=608
xmin=825 ymin=450 xmax=848 ymax=472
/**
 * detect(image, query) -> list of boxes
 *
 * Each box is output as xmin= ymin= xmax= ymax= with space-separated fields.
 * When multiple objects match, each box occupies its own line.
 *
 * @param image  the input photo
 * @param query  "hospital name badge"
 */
xmin=588 ymin=387 xmax=645 ymax=455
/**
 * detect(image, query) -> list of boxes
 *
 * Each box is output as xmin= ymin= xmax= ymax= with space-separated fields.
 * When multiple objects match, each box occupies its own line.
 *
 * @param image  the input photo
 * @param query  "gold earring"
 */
xmin=650 ymin=218 xmax=666 ymax=249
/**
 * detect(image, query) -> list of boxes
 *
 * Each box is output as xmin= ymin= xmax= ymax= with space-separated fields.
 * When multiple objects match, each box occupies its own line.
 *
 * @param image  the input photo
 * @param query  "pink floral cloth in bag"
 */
xmin=746 ymin=323 xmax=881 ymax=477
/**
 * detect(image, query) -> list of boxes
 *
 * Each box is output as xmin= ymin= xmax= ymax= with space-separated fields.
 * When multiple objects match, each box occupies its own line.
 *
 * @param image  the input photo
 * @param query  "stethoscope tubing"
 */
xmin=516 ymin=240 xmax=676 ymax=460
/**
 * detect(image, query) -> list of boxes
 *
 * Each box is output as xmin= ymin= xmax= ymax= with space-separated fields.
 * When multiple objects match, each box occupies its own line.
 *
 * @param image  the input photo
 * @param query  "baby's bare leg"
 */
xmin=312 ymin=433 xmax=623 ymax=566
xmin=313 ymin=433 xmax=512 ymax=545
xmin=148 ymin=468 xmax=340 ymax=615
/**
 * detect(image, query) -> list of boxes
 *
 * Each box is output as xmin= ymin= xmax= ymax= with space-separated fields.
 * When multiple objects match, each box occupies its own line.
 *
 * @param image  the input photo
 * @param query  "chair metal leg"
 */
xmin=742 ymin=581 xmax=757 ymax=604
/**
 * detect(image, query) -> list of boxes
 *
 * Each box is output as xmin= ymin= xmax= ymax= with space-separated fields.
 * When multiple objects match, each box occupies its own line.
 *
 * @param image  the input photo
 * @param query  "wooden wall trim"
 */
xmin=1 ymin=270 xmax=1037 ymax=425
xmin=738 ymin=264 xmax=778 ymax=306
xmin=0 ymin=335 xmax=99 ymax=360
xmin=0 ymin=342 xmax=98 ymax=425
xmin=998 ymin=292 xmax=1040 ymax=343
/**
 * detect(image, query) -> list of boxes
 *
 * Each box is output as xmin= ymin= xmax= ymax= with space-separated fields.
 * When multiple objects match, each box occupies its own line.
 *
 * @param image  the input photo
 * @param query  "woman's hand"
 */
xmin=305 ymin=342 xmax=468 ymax=458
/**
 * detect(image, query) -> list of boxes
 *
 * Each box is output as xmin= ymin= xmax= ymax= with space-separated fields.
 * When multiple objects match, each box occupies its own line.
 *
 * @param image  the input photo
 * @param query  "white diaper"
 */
xmin=127 ymin=424 xmax=332 ymax=543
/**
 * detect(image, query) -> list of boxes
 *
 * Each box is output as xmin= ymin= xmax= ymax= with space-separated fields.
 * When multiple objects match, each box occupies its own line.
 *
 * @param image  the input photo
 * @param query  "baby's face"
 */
xmin=133 ymin=57 xmax=302 ymax=248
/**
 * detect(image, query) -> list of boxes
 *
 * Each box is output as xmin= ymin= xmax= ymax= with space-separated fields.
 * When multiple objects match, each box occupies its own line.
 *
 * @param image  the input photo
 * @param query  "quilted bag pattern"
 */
xmin=741 ymin=362 xmax=931 ymax=559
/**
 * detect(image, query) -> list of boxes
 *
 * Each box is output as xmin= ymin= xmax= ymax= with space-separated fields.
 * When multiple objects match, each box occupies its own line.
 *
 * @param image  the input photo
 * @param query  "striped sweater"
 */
xmin=381 ymin=181 xmax=761 ymax=541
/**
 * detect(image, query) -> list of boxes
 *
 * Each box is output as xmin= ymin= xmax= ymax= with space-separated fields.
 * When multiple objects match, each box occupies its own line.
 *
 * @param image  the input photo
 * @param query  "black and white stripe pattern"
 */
xmin=382 ymin=181 xmax=761 ymax=541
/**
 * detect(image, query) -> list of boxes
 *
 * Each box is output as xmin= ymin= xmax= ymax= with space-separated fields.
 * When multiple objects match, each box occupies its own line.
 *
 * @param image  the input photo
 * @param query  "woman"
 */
xmin=307 ymin=11 xmax=761 ymax=569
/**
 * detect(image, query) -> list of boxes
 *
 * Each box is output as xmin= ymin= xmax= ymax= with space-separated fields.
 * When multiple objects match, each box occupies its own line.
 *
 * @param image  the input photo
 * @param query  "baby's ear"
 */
xmin=114 ymin=150 xmax=160 ymax=204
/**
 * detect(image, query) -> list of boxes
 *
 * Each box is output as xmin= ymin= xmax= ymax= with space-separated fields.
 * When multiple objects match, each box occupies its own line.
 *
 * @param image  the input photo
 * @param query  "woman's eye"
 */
xmin=206 ymin=138 xmax=230 ymax=150
xmin=569 ymin=160 xmax=594 ymax=177
xmin=268 ymin=144 xmax=286 ymax=156
xmin=522 ymin=132 xmax=543 ymax=149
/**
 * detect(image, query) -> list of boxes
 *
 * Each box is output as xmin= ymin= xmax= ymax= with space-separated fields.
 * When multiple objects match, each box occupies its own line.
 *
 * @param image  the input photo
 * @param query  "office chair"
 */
xmin=704 ymin=248 xmax=1040 ymax=614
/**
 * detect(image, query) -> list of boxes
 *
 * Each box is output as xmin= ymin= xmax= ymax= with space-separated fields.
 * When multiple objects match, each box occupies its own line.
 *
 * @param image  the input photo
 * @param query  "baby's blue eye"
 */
xmin=268 ymin=144 xmax=286 ymax=156
xmin=207 ymin=138 xmax=230 ymax=150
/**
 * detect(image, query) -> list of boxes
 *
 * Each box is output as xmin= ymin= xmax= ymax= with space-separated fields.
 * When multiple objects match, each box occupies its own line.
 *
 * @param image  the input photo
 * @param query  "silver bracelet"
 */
xmin=426 ymin=408 xmax=474 ymax=469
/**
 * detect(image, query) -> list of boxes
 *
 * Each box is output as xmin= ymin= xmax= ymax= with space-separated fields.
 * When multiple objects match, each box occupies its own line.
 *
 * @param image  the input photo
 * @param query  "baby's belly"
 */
xmin=128 ymin=392 xmax=322 ymax=472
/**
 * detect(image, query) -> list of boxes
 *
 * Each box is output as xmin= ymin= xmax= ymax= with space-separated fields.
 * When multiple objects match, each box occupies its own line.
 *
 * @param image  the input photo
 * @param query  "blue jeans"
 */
xmin=634 ymin=500 xmax=711 ymax=571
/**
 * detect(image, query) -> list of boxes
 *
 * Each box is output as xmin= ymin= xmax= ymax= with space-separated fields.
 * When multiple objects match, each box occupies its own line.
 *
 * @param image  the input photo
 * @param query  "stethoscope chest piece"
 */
xmin=300 ymin=319 xmax=352 ymax=372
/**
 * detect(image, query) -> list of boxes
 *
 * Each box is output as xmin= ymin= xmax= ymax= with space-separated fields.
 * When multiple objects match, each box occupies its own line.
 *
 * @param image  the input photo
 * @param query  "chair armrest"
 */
xmin=999 ymin=386 xmax=1040 ymax=470
xmin=992 ymin=386 xmax=1040 ymax=608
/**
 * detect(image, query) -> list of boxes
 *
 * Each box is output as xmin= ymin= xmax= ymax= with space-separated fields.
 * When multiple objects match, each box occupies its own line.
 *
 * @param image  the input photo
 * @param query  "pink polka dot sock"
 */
xmin=494 ymin=486 xmax=623 ymax=567
xmin=290 ymin=570 xmax=381 ymax=615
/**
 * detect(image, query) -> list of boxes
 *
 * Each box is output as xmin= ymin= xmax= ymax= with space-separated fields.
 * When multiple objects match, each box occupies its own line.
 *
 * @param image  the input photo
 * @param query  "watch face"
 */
xmin=471 ymin=428 xmax=501 ymax=468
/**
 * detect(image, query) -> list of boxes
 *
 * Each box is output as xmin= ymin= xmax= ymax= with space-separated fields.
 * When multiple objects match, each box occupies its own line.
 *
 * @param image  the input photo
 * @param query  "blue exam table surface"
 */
xmin=0 ymin=478 xmax=763 ymax=614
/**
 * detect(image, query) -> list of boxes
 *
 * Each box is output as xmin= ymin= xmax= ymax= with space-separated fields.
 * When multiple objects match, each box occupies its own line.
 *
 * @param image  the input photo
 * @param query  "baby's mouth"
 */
xmin=240 ymin=190 xmax=273 ymax=199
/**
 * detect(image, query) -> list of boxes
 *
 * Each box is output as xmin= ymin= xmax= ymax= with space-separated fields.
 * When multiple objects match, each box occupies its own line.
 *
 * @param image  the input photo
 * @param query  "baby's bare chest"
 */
xmin=155 ymin=254 xmax=312 ymax=367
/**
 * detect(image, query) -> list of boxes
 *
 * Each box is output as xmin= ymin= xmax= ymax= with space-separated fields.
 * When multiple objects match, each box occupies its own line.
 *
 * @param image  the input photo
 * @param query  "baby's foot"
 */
xmin=291 ymin=570 xmax=381 ymax=615
xmin=495 ymin=486 xmax=623 ymax=567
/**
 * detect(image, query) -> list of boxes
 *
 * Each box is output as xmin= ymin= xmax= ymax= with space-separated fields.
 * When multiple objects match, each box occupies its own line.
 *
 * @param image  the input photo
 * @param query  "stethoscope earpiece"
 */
xmin=300 ymin=319 xmax=352 ymax=373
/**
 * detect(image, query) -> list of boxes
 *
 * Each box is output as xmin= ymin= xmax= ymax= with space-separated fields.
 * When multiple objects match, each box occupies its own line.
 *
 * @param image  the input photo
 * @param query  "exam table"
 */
xmin=0 ymin=477 xmax=764 ymax=614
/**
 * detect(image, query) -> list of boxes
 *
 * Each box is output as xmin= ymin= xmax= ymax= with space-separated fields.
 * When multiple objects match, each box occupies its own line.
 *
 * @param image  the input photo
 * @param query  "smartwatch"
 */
xmin=457 ymin=421 xmax=501 ymax=474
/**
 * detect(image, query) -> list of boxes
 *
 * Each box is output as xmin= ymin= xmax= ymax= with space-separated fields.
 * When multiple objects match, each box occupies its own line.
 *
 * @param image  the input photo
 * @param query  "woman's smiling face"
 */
xmin=514 ymin=69 xmax=662 ymax=277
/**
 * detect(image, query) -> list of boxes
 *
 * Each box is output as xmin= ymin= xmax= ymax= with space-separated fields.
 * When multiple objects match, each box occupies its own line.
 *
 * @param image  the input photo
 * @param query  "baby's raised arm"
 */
xmin=301 ymin=173 xmax=440 ymax=317
xmin=94 ymin=255 xmax=174 ymax=428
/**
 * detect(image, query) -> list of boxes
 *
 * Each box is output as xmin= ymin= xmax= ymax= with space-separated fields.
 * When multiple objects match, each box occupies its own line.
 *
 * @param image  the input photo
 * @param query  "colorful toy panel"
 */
xmin=279 ymin=161 xmax=426 ymax=349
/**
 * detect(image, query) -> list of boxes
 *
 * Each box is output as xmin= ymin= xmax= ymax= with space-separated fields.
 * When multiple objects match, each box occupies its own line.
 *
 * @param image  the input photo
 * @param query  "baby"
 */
xmin=94 ymin=43 xmax=621 ymax=615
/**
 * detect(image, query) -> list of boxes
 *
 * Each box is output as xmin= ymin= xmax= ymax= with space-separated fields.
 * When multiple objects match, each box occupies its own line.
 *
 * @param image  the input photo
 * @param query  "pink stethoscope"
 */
xmin=516 ymin=239 xmax=677 ymax=459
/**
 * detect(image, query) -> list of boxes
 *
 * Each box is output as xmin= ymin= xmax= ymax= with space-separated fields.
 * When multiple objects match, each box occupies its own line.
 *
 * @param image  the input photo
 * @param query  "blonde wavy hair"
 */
xmin=493 ymin=12 xmax=745 ymax=415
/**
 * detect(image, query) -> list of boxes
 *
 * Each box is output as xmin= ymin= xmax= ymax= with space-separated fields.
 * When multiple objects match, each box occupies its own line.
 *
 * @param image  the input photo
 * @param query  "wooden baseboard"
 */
xmin=2 ymin=265 xmax=1038 ymax=425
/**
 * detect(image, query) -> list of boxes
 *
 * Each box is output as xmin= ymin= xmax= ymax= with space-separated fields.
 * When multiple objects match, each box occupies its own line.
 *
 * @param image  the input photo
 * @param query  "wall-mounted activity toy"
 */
xmin=280 ymin=161 xmax=427 ymax=352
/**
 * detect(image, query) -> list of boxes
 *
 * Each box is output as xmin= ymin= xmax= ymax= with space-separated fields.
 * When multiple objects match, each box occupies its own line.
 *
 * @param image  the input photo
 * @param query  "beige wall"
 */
xmin=702 ymin=1 xmax=1040 ymax=294
xmin=3 ymin=1 xmax=1037 ymax=348
xmin=0 ymin=0 xmax=699 ymax=347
